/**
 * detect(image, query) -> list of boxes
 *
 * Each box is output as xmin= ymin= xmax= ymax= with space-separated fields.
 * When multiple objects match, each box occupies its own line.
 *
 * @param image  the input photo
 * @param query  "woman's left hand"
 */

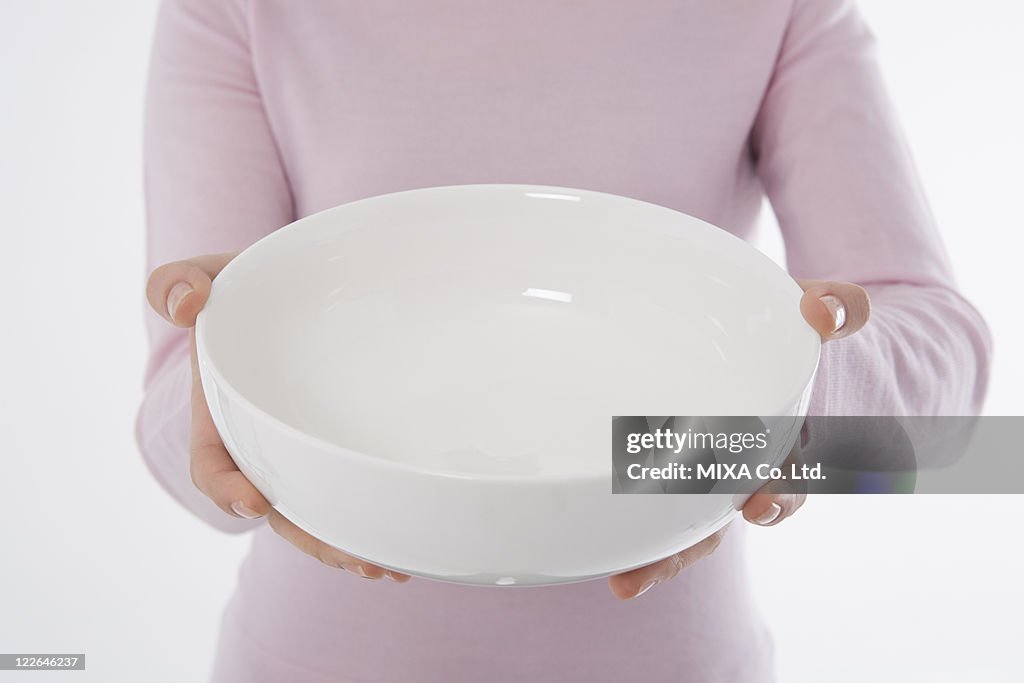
xmin=608 ymin=279 xmax=871 ymax=599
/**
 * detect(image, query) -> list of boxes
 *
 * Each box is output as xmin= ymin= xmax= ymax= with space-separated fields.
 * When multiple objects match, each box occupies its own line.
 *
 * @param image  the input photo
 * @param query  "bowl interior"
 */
xmin=198 ymin=185 xmax=819 ymax=477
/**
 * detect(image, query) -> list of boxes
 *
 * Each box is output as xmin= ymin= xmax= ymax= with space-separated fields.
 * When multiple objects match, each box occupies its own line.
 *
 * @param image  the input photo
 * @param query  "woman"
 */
xmin=136 ymin=1 xmax=991 ymax=680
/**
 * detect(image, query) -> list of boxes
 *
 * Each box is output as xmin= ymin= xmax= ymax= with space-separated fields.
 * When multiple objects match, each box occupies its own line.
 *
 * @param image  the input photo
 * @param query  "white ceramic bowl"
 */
xmin=196 ymin=184 xmax=820 ymax=586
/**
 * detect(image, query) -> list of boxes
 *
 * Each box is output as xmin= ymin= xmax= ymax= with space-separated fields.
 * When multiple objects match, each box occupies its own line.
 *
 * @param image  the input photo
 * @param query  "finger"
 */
xmin=188 ymin=329 xmax=271 ymax=520
xmin=796 ymin=279 xmax=871 ymax=341
xmin=266 ymin=510 xmax=405 ymax=580
xmin=608 ymin=527 xmax=728 ymax=600
xmin=742 ymin=490 xmax=805 ymax=526
xmin=743 ymin=440 xmax=807 ymax=526
xmin=266 ymin=510 xmax=366 ymax=572
xmin=146 ymin=252 xmax=237 ymax=327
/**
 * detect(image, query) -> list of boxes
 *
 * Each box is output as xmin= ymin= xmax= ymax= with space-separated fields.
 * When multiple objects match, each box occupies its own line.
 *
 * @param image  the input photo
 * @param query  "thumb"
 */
xmin=146 ymin=252 xmax=237 ymax=327
xmin=796 ymin=279 xmax=871 ymax=342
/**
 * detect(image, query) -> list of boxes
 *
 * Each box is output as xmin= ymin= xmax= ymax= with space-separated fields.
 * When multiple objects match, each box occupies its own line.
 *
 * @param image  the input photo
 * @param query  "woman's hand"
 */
xmin=608 ymin=279 xmax=871 ymax=599
xmin=146 ymin=252 xmax=409 ymax=583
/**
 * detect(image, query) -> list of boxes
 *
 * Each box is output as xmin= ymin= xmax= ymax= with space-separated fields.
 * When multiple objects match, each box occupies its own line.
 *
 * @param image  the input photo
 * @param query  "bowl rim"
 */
xmin=194 ymin=183 xmax=822 ymax=484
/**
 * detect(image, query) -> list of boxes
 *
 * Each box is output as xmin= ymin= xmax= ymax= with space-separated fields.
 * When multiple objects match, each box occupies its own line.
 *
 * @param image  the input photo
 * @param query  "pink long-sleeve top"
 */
xmin=137 ymin=1 xmax=992 ymax=681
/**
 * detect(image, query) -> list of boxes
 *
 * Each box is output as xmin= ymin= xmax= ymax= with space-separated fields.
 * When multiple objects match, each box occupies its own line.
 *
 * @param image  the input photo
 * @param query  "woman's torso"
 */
xmin=214 ymin=2 xmax=791 ymax=680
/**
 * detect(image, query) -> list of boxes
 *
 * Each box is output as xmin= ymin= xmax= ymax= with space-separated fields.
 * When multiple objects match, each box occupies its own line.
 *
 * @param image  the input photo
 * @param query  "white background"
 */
xmin=0 ymin=2 xmax=1021 ymax=681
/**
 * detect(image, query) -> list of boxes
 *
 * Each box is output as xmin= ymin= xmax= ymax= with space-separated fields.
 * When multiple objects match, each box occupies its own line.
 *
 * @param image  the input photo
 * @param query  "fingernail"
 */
xmin=634 ymin=579 xmax=659 ymax=598
xmin=166 ymin=282 xmax=193 ymax=322
xmin=385 ymin=571 xmax=399 ymax=582
xmin=753 ymin=502 xmax=782 ymax=526
xmin=230 ymin=500 xmax=262 ymax=519
xmin=820 ymin=295 xmax=846 ymax=334
xmin=356 ymin=566 xmax=374 ymax=579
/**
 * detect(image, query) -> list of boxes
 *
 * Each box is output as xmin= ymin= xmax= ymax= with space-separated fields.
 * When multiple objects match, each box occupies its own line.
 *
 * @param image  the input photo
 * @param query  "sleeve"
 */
xmin=135 ymin=0 xmax=294 ymax=531
xmin=751 ymin=0 xmax=992 ymax=416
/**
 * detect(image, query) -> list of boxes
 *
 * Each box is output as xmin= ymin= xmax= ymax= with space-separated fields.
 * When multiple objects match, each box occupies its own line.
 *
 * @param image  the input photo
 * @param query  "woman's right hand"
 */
xmin=146 ymin=252 xmax=409 ymax=582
